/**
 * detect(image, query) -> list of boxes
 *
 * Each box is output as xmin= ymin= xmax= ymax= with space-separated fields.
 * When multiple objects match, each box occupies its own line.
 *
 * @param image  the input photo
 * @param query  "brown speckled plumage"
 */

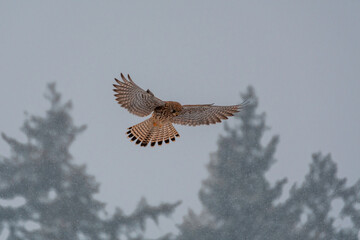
xmin=113 ymin=73 xmax=246 ymax=147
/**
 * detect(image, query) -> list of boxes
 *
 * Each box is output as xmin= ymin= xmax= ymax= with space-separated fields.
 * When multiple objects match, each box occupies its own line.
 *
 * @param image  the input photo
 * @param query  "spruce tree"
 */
xmin=177 ymin=86 xmax=293 ymax=240
xmin=0 ymin=83 xmax=179 ymax=240
xmin=177 ymin=87 xmax=360 ymax=240
xmin=290 ymin=153 xmax=360 ymax=240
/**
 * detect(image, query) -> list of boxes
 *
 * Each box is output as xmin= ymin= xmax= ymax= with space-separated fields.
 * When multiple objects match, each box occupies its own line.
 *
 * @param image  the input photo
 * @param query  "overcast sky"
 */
xmin=1 ymin=1 xmax=359 ymax=237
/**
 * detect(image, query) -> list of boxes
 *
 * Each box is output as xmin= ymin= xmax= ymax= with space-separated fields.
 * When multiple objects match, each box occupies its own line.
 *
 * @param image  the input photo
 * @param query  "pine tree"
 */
xmin=177 ymin=87 xmax=360 ymax=240
xmin=0 ymin=83 xmax=179 ymax=240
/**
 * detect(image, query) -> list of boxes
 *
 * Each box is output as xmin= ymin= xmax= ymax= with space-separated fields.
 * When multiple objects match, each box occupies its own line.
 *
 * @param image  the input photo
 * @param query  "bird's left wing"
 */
xmin=171 ymin=104 xmax=244 ymax=126
xmin=113 ymin=73 xmax=165 ymax=117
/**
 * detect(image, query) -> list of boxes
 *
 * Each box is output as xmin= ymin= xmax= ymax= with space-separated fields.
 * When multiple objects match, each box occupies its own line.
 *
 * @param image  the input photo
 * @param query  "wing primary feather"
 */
xmin=120 ymin=73 xmax=128 ymax=83
xmin=128 ymin=74 xmax=134 ymax=82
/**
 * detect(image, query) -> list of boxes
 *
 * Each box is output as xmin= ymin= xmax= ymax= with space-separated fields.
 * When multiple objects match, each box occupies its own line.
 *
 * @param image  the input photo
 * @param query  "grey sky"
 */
xmin=1 ymin=1 xmax=359 ymax=237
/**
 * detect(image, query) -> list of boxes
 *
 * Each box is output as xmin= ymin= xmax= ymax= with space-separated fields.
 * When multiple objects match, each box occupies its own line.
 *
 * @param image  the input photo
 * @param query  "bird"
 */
xmin=113 ymin=73 xmax=246 ymax=147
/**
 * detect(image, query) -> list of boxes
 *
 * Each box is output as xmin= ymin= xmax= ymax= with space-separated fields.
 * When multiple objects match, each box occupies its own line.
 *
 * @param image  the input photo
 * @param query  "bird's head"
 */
xmin=167 ymin=101 xmax=183 ymax=116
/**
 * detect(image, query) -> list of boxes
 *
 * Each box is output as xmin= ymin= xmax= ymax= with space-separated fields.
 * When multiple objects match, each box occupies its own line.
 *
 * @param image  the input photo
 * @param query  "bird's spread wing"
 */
xmin=171 ymin=104 xmax=243 ymax=126
xmin=113 ymin=73 xmax=165 ymax=117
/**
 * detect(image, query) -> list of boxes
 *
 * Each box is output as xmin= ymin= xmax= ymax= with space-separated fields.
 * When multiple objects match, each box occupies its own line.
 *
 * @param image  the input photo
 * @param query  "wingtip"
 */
xmin=127 ymin=74 xmax=134 ymax=82
xmin=120 ymin=73 xmax=128 ymax=82
xmin=114 ymin=78 xmax=122 ymax=85
xmin=240 ymin=98 xmax=251 ymax=107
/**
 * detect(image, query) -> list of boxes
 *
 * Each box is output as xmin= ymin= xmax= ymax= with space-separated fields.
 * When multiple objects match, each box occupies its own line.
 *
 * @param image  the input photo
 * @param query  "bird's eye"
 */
xmin=171 ymin=110 xmax=176 ymax=113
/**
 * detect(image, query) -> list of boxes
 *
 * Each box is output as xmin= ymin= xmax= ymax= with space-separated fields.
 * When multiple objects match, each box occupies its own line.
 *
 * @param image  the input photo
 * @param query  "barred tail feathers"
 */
xmin=126 ymin=119 xmax=180 ymax=147
xmin=150 ymin=122 xmax=180 ymax=147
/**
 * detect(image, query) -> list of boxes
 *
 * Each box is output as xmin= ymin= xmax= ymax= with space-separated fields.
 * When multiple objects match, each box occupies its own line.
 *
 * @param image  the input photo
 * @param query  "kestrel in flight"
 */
xmin=113 ymin=73 xmax=246 ymax=147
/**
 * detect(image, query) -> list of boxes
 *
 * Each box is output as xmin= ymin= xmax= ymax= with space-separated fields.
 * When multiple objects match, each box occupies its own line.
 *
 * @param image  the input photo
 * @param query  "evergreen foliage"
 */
xmin=290 ymin=153 xmax=360 ymax=240
xmin=0 ymin=83 xmax=179 ymax=240
xmin=177 ymin=87 xmax=360 ymax=240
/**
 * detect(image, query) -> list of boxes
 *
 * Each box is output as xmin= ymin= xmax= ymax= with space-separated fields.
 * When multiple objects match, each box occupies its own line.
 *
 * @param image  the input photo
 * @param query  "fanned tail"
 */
xmin=126 ymin=119 xmax=180 ymax=147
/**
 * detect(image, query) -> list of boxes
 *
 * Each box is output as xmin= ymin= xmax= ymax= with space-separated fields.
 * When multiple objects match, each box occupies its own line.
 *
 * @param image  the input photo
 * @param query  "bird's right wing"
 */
xmin=113 ymin=73 xmax=165 ymax=117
